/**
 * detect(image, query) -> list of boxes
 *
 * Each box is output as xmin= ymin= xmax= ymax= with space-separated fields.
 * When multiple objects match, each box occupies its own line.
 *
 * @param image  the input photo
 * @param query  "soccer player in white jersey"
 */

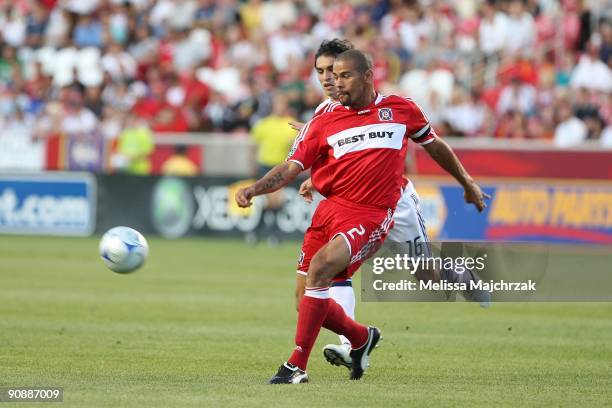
xmin=293 ymin=40 xmax=491 ymax=371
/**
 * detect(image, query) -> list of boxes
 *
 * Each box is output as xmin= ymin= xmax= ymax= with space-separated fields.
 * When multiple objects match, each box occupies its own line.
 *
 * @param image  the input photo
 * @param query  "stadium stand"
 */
xmin=0 ymin=0 xmax=610 ymax=173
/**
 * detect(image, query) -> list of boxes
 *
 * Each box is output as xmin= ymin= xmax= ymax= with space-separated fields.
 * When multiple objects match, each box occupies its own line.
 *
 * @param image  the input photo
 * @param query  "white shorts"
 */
xmin=386 ymin=182 xmax=431 ymax=256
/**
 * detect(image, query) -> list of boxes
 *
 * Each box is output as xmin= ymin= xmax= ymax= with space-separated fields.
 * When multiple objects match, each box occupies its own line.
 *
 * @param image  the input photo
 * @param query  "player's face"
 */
xmin=315 ymin=54 xmax=337 ymax=99
xmin=333 ymin=59 xmax=372 ymax=108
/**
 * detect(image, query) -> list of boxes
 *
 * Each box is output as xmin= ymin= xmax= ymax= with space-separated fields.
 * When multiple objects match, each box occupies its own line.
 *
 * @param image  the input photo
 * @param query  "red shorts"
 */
xmin=297 ymin=198 xmax=394 ymax=281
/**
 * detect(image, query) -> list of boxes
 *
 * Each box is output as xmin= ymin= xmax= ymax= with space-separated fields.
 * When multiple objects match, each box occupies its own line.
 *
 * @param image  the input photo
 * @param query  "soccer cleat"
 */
xmin=323 ymin=343 xmax=352 ymax=369
xmin=462 ymin=269 xmax=491 ymax=308
xmin=349 ymin=327 xmax=381 ymax=380
xmin=439 ymin=242 xmax=490 ymax=308
xmin=268 ymin=362 xmax=309 ymax=384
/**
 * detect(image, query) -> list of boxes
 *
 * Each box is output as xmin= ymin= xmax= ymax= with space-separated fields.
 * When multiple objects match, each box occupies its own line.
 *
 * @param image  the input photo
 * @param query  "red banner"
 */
xmin=414 ymin=148 xmax=612 ymax=180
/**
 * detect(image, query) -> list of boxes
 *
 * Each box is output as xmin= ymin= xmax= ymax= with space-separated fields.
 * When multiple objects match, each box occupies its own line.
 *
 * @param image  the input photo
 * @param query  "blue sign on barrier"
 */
xmin=0 ymin=173 xmax=96 ymax=236
xmin=415 ymin=178 xmax=612 ymax=244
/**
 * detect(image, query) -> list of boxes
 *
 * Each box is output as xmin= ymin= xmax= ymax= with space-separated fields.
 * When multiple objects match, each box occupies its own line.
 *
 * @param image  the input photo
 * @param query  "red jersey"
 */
xmin=313 ymin=98 xmax=340 ymax=116
xmin=287 ymin=93 xmax=436 ymax=209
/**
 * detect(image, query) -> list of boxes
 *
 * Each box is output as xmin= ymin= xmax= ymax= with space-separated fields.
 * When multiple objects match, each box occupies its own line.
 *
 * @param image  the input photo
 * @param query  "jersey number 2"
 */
xmin=347 ymin=225 xmax=366 ymax=240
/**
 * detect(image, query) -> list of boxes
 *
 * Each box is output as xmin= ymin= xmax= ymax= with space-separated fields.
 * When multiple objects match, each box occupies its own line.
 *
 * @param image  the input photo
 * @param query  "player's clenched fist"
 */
xmin=235 ymin=187 xmax=255 ymax=208
xmin=299 ymin=178 xmax=314 ymax=203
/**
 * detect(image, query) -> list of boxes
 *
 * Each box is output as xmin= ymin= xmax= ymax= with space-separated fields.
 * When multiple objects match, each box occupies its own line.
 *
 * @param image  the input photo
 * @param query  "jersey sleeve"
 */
xmin=286 ymin=117 xmax=322 ymax=170
xmin=403 ymin=98 xmax=437 ymax=145
xmin=312 ymin=99 xmax=342 ymax=118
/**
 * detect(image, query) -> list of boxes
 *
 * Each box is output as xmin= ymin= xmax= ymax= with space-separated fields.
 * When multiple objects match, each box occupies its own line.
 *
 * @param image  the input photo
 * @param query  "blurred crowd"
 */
xmin=1 ymin=0 xmax=611 ymax=160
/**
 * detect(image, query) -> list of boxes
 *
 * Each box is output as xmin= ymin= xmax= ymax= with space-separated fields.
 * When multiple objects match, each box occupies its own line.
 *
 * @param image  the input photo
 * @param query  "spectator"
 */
xmin=168 ymin=0 xmax=198 ymax=31
xmin=260 ymin=0 xmax=297 ymax=34
xmin=84 ymin=85 xmax=103 ymax=117
xmin=179 ymin=67 xmax=211 ymax=130
xmin=570 ymin=40 xmax=612 ymax=93
xmin=100 ymin=105 xmax=123 ymax=141
xmin=239 ymin=0 xmax=262 ymax=37
xmin=267 ymin=24 xmax=305 ymax=73
xmin=249 ymin=91 xmax=297 ymax=245
xmin=59 ymin=88 xmax=104 ymax=171
xmin=102 ymin=80 xmax=137 ymax=112
xmin=248 ymin=74 xmax=274 ymax=127
xmin=528 ymin=104 xmax=555 ymax=140
xmin=398 ymin=59 xmax=454 ymax=112
xmin=161 ymin=145 xmax=198 ymax=176
xmin=72 ymin=14 xmax=104 ymax=48
xmin=554 ymin=100 xmax=588 ymax=147
xmin=496 ymin=110 xmax=529 ymax=139
xmin=600 ymin=125 xmax=612 ymax=148
xmin=101 ymin=42 xmax=137 ymax=81
xmin=149 ymin=0 xmax=175 ymax=29
xmin=44 ymin=7 xmax=70 ymax=47
xmin=193 ymin=0 xmax=215 ymax=27
xmin=226 ymin=24 xmax=261 ymax=69
xmin=496 ymin=76 xmax=536 ymax=115
xmin=151 ymin=104 xmax=190 ymax=133
xmin=251 ymin=91 xmax=296 ymax=176
xmin=113 ymin=114 xmax=154 ymax=175
xmin=441 ymin=88 xmax=487 ymax=137
xmin=503 ymin=0 xmax=535 ymax=55
xmin=0 ymin=46 xmax=18 ymax=82
xmin=172 ymin=28 xmax=211 ymax=73
xmin=397 ymin=6 xmax=420 ymax=57
xmin=2 ymin=7 xmax=26 ymax=47
xmin=479 ymin=0 xmax=508 ymax=57
xmin=25 ymin=2 xmax=48 ymax=48
xmin=129 ymin=24 xmax=159 ymax=67
xmin=108 ymin=3 xmax=130 ymax=45
xmin=60 ymin=88 xmax=98 ymax=136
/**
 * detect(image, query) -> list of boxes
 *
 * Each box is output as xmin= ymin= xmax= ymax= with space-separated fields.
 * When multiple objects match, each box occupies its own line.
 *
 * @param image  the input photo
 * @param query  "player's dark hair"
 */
xmin=314 ymin=39 xmax=354 ymax=65
xmin=336 ymin=49 xmax=373 ymax=74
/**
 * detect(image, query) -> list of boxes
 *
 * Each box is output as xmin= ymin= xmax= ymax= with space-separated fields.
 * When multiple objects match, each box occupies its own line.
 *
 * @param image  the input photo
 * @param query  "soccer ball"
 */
xmin=99 ymin=226 xmax=149 ymax=273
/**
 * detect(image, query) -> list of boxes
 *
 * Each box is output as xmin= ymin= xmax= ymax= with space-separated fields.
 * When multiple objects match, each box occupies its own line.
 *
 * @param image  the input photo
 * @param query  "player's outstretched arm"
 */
xmin=235 ymin=161 xmax=302 ymax=208
xmin=422 ymin=138 xmax=490 ymax=212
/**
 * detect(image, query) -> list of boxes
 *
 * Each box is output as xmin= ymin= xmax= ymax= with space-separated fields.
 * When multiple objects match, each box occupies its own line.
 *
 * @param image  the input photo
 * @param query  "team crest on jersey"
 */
xmin=378 ymin=108 xmax=393 ymax=121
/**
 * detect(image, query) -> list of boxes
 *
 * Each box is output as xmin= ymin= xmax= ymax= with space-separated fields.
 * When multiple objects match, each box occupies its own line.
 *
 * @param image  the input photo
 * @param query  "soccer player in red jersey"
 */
xmin=235 ymin=49 xmax=488 ymax=384
xmin=297 ymin=39 xmax=491 ymax=371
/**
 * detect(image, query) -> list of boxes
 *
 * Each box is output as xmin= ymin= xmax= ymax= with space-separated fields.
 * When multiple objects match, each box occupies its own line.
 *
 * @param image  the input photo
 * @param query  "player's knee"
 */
xmin=307 ymin=263 xmax=325 ymax=286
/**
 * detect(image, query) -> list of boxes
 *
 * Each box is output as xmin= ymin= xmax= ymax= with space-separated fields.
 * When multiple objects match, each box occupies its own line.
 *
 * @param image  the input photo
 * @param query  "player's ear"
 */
xmin=364 ymin=69 xmax=374 ymax=83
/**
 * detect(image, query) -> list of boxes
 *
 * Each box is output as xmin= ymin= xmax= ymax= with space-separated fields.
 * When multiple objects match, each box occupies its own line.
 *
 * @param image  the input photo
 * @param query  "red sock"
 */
xmin=287 ymin=289 xmax=331 ymax=370
xmin=323 ymin=299 xmax=369 ymax=349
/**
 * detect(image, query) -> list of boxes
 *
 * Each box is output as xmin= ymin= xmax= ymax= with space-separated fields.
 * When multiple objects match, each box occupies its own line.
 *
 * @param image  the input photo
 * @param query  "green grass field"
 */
xmin=1 ymin=235 xmax=611 ymax=407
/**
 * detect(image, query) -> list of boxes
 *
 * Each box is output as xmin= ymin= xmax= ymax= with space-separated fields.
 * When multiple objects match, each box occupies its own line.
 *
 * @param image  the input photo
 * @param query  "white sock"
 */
xmin=330 ymin=283 xmax=355 ymax=346
xmin=304 ymin=286 xmax=330 ymax=299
